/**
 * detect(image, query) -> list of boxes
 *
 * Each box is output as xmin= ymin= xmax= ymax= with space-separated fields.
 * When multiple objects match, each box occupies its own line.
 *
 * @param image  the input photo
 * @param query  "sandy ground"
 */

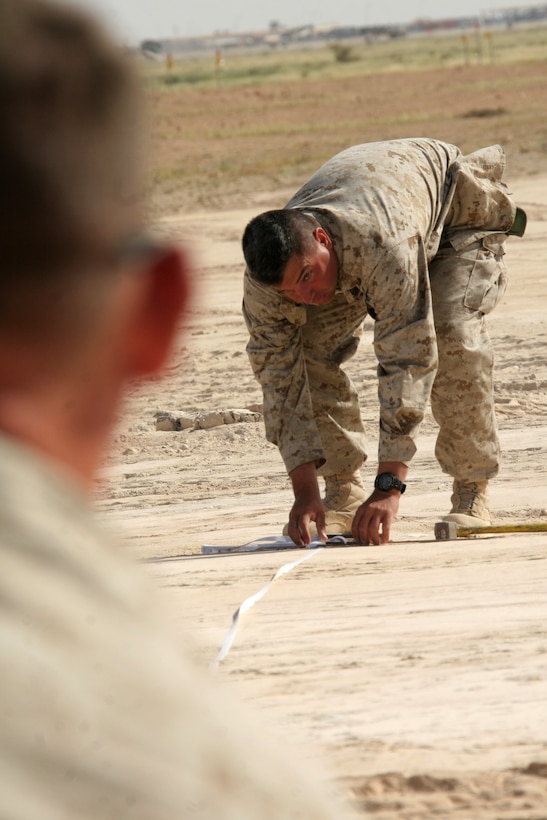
xmin=97 ymin=172 xmax=547 ymax=817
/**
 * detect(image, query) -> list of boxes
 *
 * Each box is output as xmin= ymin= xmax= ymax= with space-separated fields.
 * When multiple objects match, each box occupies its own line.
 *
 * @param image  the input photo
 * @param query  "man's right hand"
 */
xmin=287 ymin=462 xmax=328 ymax=545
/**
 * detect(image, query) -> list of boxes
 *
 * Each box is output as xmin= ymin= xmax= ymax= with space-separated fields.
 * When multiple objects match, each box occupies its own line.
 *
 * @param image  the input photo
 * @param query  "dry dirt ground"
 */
xmin=145 ymin=60 xmax=547 ymax=217
xmin=97 ymin=65 xmax=547 ymax=818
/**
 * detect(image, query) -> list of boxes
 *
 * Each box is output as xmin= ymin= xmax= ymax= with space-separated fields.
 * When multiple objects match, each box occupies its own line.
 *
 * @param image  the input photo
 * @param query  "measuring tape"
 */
xmin=210 ymin=547 xmax=324 ymax=672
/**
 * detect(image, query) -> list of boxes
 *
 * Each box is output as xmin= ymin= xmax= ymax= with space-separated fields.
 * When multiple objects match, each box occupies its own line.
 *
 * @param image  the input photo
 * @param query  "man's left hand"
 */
xmin=351 ymin=491 xmax=401 ymax=545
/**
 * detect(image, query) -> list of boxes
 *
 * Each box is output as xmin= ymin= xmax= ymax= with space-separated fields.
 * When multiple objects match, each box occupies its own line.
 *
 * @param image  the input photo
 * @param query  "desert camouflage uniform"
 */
xmin=243 ymin=138 xmax=518 ymax=482
xmin=0 ymin=432 xmax=345 ymax=819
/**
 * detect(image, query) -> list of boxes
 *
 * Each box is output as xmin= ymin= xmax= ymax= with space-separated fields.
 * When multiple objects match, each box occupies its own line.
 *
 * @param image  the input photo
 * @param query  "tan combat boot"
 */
xmin=442 ymin=480 xmax=492 ymax=527
xmin=283 ymin=470 xmax=367 ymax=537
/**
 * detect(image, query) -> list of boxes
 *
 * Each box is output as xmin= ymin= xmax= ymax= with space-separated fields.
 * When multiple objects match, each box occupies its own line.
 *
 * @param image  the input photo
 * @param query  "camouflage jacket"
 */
xmin=0 ymin=433 xmax=346 ymax=819
xmin=243 ymin=138 xmax=516 ymax=471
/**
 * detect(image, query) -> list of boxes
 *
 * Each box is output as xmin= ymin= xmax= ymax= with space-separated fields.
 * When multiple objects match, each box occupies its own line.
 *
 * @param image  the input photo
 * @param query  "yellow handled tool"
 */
xmin=435 ymin=520 xmax=547 ymax=540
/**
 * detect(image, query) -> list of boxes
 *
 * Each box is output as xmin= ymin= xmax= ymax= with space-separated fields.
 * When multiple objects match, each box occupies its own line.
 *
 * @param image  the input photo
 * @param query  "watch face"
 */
xmin=377 ymin=474 xmax=393 ymax=490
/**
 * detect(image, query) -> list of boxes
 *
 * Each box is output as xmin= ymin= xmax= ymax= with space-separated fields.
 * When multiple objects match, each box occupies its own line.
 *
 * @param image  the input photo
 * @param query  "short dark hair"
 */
xmin=0 ymin=0 xmax=141 ymax=337
xmin=242 ymin=209 xmax=318 ymax=286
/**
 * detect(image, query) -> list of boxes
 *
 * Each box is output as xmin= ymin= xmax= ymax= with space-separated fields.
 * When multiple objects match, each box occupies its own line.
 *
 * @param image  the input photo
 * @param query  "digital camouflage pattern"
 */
xmin=243 ymin=138 xmax=519 ymax=482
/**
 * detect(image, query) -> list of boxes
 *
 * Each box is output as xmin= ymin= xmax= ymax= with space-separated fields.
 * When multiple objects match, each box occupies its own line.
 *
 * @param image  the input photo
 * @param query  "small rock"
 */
xmin=155 ymin=413 xmax=179 ymax=431
xmin=196 ymin=411 xmax=224 ymax=429
xmin=176 ymin=413 xmax=196 ymax=430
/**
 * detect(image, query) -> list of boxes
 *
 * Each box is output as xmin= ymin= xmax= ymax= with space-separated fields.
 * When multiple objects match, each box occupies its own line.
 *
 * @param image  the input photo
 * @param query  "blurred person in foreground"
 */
xmin=242 ymin=139 xmax=526 ymax=546
xmin=0 ymin=1 xmax=349 ymax=817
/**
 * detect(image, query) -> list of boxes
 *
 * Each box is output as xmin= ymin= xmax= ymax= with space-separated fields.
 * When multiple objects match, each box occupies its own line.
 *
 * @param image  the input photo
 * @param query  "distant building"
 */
xmin=139 ymin=3 xmax=547 ymax=59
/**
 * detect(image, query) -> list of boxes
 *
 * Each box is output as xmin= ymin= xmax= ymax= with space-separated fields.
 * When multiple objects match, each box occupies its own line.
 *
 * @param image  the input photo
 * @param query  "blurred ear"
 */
xmin=126 ymin=246 xmax=191 ymax=377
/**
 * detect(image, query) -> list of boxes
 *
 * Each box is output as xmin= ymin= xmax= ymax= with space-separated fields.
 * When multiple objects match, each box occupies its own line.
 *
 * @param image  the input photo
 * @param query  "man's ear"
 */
xmin=313 ymin=226 xmax=332 ymax=249
xmin=126 ymin=246 xmax=191 ymax=377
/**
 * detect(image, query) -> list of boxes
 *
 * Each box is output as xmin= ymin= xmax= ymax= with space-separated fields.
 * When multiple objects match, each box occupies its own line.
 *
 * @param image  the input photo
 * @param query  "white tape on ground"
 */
xmin=210 ymin=547 xmax=324 ymax=673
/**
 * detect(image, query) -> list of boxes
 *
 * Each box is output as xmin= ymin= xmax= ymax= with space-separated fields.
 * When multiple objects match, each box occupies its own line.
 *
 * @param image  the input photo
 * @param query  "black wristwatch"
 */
xmin=374 ymin=472 xmax=406 ymax=494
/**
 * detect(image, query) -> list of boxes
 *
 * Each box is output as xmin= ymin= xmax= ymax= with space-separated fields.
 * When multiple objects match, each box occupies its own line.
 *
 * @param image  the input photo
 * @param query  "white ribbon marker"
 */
xmin=210 ymin=547 xmax=323 ymax=673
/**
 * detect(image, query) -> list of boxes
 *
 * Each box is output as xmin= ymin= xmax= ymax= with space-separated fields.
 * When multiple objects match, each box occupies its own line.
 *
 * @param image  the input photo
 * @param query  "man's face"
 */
xmin=274 ymin=227 xmax=338 ymax=305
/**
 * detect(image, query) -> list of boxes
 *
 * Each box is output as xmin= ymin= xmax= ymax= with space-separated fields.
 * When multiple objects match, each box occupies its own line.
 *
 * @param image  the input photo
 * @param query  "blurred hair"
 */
xmin=0 ymin=0 xmax=142 ymax=336
xmin=242 ymin=210 xmax=318 ymax=286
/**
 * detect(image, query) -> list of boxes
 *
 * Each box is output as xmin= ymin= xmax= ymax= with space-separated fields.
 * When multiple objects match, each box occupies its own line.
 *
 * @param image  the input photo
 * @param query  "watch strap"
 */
xmin=374 ymin=472 xmax=407 ymax=494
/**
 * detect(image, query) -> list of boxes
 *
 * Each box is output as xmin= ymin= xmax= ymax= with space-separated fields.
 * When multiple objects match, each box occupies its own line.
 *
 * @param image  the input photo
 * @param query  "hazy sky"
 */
xmin=70 ymin=0 xmax=541 ymax=44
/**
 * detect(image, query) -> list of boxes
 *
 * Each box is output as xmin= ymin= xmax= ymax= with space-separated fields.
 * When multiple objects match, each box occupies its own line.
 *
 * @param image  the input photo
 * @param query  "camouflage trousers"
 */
xmin=301 ymin=231 xmax=508 ymax=481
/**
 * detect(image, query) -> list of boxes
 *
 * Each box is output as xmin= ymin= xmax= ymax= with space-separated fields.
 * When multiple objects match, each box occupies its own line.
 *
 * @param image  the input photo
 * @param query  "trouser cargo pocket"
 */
xmin=463 ymin=233 xmax=507 ymax=314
